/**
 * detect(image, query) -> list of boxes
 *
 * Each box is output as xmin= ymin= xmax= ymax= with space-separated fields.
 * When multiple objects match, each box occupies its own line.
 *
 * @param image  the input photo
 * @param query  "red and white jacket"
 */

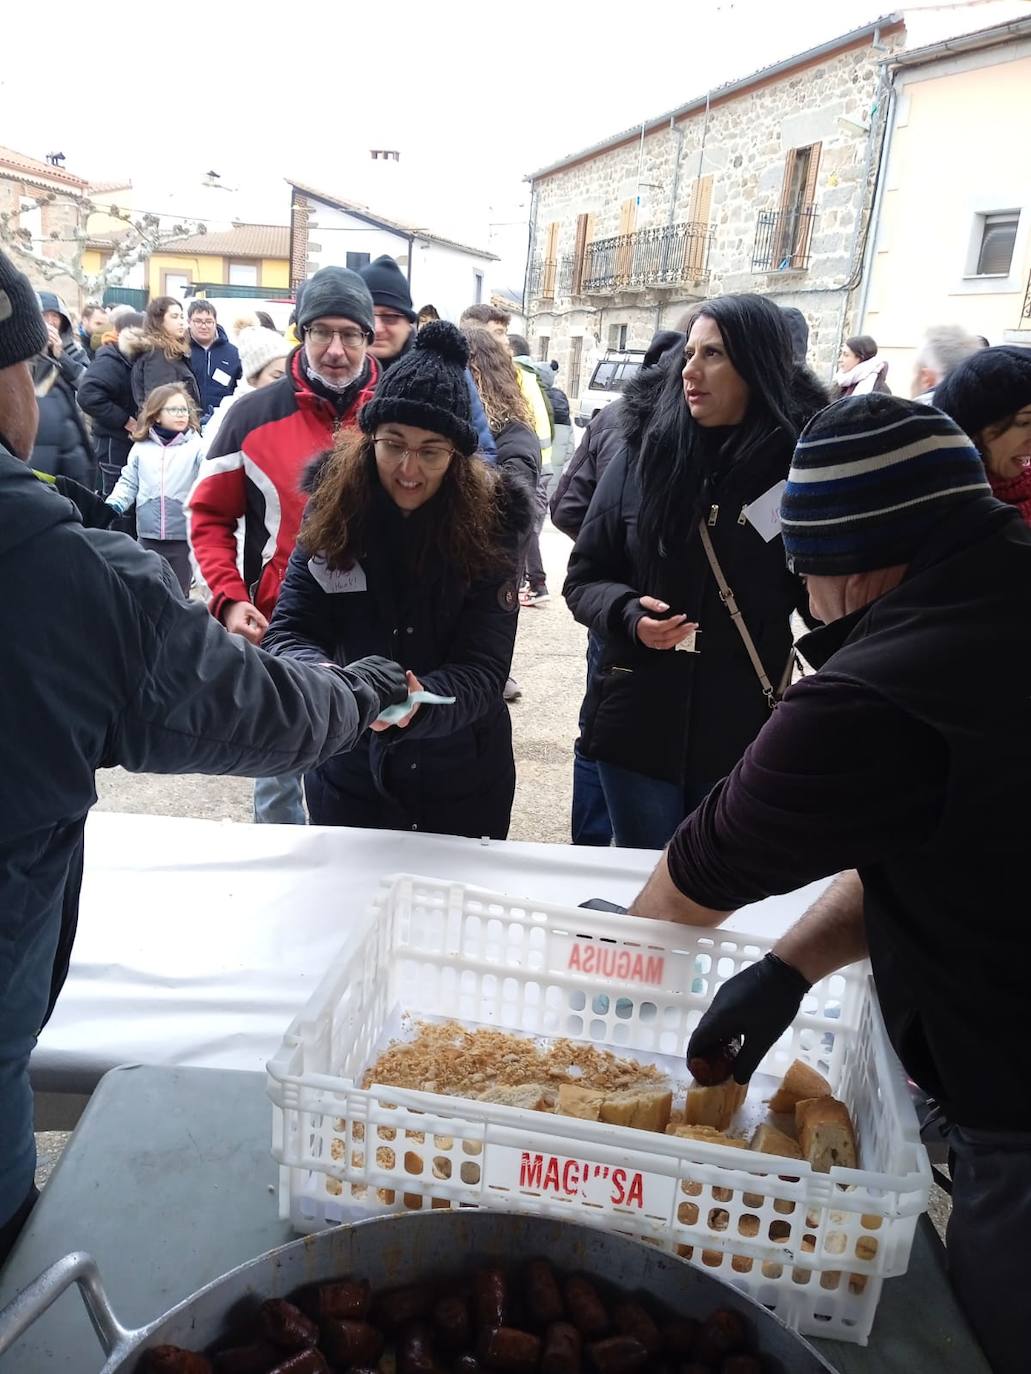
xmin=187 ymin=347 xmax=379 ymax=622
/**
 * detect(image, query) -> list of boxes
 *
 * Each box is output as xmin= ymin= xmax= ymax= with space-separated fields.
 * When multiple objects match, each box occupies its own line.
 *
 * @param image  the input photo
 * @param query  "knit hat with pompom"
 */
xmin=359 ymin=320 xmax=477 ymax=455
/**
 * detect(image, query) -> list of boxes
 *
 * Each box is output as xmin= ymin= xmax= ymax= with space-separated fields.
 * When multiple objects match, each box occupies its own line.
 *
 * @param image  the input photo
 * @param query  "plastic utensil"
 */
xmin=376 ymin=691 xmax=456 ymax=725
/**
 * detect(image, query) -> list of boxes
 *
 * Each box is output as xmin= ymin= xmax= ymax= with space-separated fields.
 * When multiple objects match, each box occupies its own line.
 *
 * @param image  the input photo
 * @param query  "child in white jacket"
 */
xmin=107 ymin=382 xmax=204 ymax=595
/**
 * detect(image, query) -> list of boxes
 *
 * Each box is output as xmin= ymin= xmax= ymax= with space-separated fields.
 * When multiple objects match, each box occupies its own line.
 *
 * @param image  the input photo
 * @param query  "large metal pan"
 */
xmin=0 ymin=1210 xmax=837 ymax=1372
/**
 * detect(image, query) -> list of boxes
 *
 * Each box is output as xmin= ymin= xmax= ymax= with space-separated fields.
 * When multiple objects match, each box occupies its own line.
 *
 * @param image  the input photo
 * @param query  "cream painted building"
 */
xmin=858 ymin=16 xmax=1031 ymax=389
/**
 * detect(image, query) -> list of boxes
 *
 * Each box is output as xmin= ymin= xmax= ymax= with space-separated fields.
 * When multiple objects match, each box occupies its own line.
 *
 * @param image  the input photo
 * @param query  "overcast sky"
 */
xmin=2 ymin=0 xmax=1022 ymax=278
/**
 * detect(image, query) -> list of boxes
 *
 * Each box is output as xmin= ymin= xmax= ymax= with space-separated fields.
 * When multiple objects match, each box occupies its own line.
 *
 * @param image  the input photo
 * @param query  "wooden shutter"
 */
xmin=773 ymin=148 xmax=800 ymax=268
xmin=616 ymin=198 xmax=637 ymax=282
xmin=686 ymin=174 xmax=713 ymax=276
xmin=571 ymin=212 xmax=589 ymax=293
xmin=793 ymin=142 xmax=821 ymax=267
xmin=542 ymin=221 xmax=559 ymax=296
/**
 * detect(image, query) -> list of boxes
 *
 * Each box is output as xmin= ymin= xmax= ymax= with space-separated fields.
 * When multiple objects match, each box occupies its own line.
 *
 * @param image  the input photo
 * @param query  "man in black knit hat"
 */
xmin=627 ymin=393 xmax=1031 ymax=1374
xmin=358 ymin=255 xmax=495 ymax=458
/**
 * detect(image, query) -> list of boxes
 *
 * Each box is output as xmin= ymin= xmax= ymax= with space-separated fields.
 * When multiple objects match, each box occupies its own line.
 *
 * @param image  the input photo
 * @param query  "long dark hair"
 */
xmin=301 ymin=429 xmax=507 ymax=582
xmin=142 ymin=296 xmax=190 ymax=361
xmin=845 ymin=334 xmax=878 ymax=363
xmin=635 ymin=294 xmax=798 ymax=573
xmin=464 ymin=325 xmax=532 ymax=434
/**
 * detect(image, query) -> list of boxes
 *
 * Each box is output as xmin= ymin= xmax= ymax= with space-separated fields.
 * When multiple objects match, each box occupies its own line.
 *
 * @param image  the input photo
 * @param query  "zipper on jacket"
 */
xmin=160 ymin=447 xmax=166 ymax=538
xmin=708 ymin=504 xmax=719 ymax=526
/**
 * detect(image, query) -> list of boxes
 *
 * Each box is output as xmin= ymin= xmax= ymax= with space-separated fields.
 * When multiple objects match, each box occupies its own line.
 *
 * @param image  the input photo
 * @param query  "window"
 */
xmin=569 ymin=336 xmax=583 ymax=396
xmin=228 ymin=261 xmax=259 ymax=287
xmin=473 ymin=271 xmax=484 ymax=304
xmin=770 ymin=143 xmax=820 ymax=270
xmin=608 ymin=323 xmax=628 ymax=350
xmin=539 ymin=335 xmax=550 ymax=361
xmin=976 ymin=213 xmax=1019 ymax=276
xmin=345 ymin=251 xmax=371 ymax=272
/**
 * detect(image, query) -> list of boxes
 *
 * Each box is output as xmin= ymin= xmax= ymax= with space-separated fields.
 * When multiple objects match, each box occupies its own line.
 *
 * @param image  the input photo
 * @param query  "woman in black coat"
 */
xmin=131 ymin=296 xmax=200 ymax=412
xmin=78 ymin=315 xmax=145 ymax=496
xmin=263 ymin=322 xmax=534 ymax=839
xmin=563 ymin=294 xmax=827 ymax=849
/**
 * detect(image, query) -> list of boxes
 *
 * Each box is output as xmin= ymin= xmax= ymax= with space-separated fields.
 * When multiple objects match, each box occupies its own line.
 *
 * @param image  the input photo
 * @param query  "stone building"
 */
xmin=0 ymin=146 xmax=92 ymax=305
xmin=524 ymin=17 xmax=905 ymax=407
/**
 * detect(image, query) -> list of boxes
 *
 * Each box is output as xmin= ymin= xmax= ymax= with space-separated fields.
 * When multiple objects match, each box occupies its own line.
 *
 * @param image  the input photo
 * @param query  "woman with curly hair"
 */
xmin=130 ymin=296 xmax=201 ymax=411
xmin=263 ymin=322 xmax=534 ymax=837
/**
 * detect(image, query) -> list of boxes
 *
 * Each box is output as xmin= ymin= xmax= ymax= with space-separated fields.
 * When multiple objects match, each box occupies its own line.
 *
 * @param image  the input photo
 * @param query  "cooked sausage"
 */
xmin=475 ymin=1267 xmax=510 ymax=1330
xmin=397 ymin=1319 xmax=437 ymax=1374
xmin=258 ymin=1300 xmax=318 ymax=1351
xmin=376 ymin=1284 xmax=434 ymax=1329
xmin=695 ymin=1308 xmax=749 ymax=1363
xmin=212 ymin=1343 xmax=280 ymax=1373
xmin=563 ymin=1277 xmax=608 ymax=1340
xmin=303 ymin=1277 xmax=371 ymax=1321
xmin=585 ymin=1335 xmax=648 ymax=1374
xmin=661 ymin=1317 xmax=700 ymax=1359
xmin=453 ymin=1357 xmax=484 ymax=1373
xmin=613 ymin=1303 xmax=660 ymax=1356
xmin=541 ymin=1320 xmax=582 ymax=1373
xmin=266 ymin=1353 xmax=329 ymax=1374
xmin=524 ymin=1259 xmax=564 ymax=1327
xmin=433 ymin=1293 xmax=472 ymax=1350
xmin=477 ymin=1325 xmax=542 ymax=1373
xmin=318 ymin=1318 xmax=384 ymax=1366
xmin=141 ymin=1350 xmax=213 ymax=1374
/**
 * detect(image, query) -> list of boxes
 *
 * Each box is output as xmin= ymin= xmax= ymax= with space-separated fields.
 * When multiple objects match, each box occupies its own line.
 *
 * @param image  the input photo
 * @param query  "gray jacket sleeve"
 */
xmin=93 ymin=530 xmax=377 ymax=776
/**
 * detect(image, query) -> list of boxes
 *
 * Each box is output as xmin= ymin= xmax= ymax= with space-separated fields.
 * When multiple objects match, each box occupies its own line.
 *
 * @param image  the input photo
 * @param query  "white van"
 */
xmin=575 ymin=350 xmax=646 ymax=427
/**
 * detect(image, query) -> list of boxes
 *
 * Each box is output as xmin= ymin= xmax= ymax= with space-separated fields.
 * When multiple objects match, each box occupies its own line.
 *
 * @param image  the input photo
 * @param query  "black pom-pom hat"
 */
xmin=360 ymin=320 xmax=477 ymax=456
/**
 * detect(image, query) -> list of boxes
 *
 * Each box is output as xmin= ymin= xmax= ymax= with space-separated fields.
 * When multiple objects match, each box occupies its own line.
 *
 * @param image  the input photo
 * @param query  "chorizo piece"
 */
xmin=695 ymin=1309 xmax=749 ymax=1363
xmin=613 ymin=1302 xmax=660 ymax=1356
xmin=433 ymin=1293 xmax=472 ymax=1350
xmin=212 ymin=1343 xmax=280 ymax=1373
xmin=585 ymin=1335 xmax=648 ymax=1374
xmin=540 ymin=1320 xmax=583 ymax=1374
xmin=318 ymin=1318 xmax=384 ymax=1367
xmin=258 ymin=1300 xmax=318 ymax=1351
xmin=475 ymin=1267 xmax=510 ymax=1330
xmin=266 ymin=1353 xmax=329 ymax=1374
xmin=397 ymin=1319 xmax=437 ymax=1374
xmin=661 ymin=1318 xmax=699 ymax=1359
xmin=303 ymin=1277 xmax=371 ymax=1322
xmin=477 ymin=1325 xmax=542 ymax=1373
xmin=376 ymin=1284 xmax=434 ymax=1330
xmin=524 ymin=1259 xmax=564 ymax=1327
xmin=563 ymin=1277 xmax=608 ymax=1341
xmin=141 ymin=1350 xmax=213 ymax=1374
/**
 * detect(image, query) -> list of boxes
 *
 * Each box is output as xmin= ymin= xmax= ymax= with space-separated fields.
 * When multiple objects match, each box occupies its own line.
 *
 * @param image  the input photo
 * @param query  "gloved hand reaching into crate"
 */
xmin=686 ymin=953 xmax=811 ymax=1085
xmin=320 ymin=655 xmax=409 ymax=727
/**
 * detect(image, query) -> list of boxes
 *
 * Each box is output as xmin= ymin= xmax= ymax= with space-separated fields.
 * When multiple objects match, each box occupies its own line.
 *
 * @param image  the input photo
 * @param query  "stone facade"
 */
xmin=526 ymin=23 xmax=904 ymax=403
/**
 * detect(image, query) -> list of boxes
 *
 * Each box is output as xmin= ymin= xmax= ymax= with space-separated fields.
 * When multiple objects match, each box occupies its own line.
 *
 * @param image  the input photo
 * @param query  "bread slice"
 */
xmin=795 ymin=1096 xmax=858 ymax=1172
xmin=556 ymin=1083 xmax=606 ymax=1120
xmin=598 ymin=1088 xmax=673 ymax=1133
xmin=768 ymin=1059 xmax=832 ymax=1113
xmin=684 ymin=1079 xmax=748 ymax=1131
xmin=750 ymin=1123 xmax=803 ymax=1160
xmin=478 ymin=1084 xmax=551 ymax=1111
xmin=666 ymin=1124 xmax=748 ymax=1149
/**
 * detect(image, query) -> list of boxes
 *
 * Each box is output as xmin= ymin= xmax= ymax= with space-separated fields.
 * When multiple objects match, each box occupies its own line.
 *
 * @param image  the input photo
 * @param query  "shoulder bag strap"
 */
xmin=697 ymin=518 xmax=791 ymax=711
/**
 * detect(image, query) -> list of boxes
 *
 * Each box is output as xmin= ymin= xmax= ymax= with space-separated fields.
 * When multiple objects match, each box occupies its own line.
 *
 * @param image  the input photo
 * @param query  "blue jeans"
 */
xmin=253 ymin=771 xmax=306 ymax=825
xmin=597 ymin=761 xmax=712 ymax=850
xmin=572 ymin=633 xmax=613 ymax=847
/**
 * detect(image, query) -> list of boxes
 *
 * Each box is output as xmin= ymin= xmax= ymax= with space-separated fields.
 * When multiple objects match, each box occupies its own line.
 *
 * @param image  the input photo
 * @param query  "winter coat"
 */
xmin=493 ymin=419 xmax=541 ymax=498
xmin=79 ymin=327 xmax=146 ymax=495
xmin=563 ymin=362 xmax=827 ymax=787
xmin=832 ymin=355 xmax=891 ymax=399
xmin=187 ymin=347 xmax=380 ymax=623
xmin=514 ymin=361 xmax=553 ymax=465
xmin=263 ymin=468 xmax=534 ymax=839
xmin=0 ymin=441 xmax=382 ymax=1230
xmin=37 ymin=292 xmax=89 ymax=380
xmin=30 ymin=353 xmax=95 ymax=489
xmin=187 ymin=324 xmax=242 ymax=418
xmin=108 ymin=430 xmax=205 ymax=540
xmin=550 ymin=401 xmax=627 ymax=539
xmin=131 ymin=344 xmax=201 ymax=411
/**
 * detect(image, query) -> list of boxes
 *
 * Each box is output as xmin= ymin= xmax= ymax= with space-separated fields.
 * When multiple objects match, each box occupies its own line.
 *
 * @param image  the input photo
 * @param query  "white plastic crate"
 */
xmin=267 ymin=874 xmax=931 ymax=1344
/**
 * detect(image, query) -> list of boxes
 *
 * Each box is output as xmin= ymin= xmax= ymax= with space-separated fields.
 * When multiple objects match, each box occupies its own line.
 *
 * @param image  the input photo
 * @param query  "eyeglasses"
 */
xmin=161 ymin=406 xmax=191 ymax=416
xmin=374 ymin=436 xmax=455 ymax=471
xmin=306 ymin=324 xmax=368 ymax=348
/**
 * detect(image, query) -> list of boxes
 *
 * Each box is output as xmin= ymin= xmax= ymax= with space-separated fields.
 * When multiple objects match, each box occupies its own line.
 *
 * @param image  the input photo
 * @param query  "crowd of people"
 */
xmin=3 ymin=240 xmax=1031 ymax=1370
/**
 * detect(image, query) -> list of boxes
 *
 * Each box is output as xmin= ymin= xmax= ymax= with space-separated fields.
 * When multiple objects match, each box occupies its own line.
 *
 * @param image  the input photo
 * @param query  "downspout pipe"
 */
xmin=854 ymin=71 xmax=898 ymax=333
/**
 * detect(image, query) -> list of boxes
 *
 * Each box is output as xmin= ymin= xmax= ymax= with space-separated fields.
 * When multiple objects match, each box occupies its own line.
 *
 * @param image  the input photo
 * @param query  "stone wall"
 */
xmin=527 ymin=29 xmax=903 ymax=397
xmin=0 ymin=176 xmax=84 ymax=307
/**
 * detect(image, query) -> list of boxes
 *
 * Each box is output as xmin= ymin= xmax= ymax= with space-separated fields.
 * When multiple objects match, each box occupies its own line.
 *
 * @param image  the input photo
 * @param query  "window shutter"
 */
xmin=542 ymin=221 xmax=559 ymax=296
xmin=616 ymin=199 xmax=637 ymax=282
xmin=572 ymin=212 xmax=589 ymax=293
xmin=791 ymin=144 xmax=821 ymax=269
xmin=686 ymin=175 xmax=713 ymax=276
xmin=977 ymin=214 xmax=1018 ymax=275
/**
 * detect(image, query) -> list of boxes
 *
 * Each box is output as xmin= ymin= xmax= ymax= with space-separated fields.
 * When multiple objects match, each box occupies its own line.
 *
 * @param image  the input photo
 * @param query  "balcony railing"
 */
xmin=1021 ymin=268 xmax=1031 ymax=327
xmin=527 ymin=258 xmax=558 ymax=300
xmin=557 ymin=253 xmax=575 ymax=295
xmin=582 ymin=221 xmax=712 ymax=294
xmin=752 ymin=205 xmax=817 ymax=272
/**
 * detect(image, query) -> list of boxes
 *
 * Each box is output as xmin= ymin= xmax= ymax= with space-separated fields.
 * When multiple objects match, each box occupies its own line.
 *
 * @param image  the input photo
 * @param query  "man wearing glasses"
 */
xmin=188 ymin=265 xmax=382 ymax=823
xmin=358 ymin=255 xmax=495 ymax=459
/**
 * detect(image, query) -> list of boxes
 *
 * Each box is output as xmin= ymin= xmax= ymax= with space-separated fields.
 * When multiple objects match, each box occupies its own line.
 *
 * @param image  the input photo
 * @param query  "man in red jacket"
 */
xmin=188 ymin=265 xmax=381 ymax=822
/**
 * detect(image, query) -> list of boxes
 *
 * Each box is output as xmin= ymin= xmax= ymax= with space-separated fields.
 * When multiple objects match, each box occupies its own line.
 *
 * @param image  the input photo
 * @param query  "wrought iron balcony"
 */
xmin=527 ymin=257 xmax=558 ymax=300
xmin=752 ymin=205 xmax=817 ymax=272
xmin=1021 ymin=268 xmax=1031 ymax=327
xmin=582 ymin=221 xmax=712 ymax=294
xmin=557 ymin=253 xmax=576 ymax=295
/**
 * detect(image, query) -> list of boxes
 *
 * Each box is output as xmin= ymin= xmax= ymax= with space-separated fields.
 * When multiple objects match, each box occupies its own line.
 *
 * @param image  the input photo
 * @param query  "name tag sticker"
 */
xmin=742 ymin=481 xmax=787 ymax=543
xmin=308 ymin=556 xmax=368 ymax=594
xmin=212 ymin=367 xmax=233 ymax=387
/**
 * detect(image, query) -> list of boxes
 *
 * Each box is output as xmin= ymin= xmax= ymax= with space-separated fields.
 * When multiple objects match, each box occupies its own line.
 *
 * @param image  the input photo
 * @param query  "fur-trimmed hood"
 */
xmin=117 ymin=326 xmax=148 ymax=360
xmin=620 ymin=344 xmax=828 ymax=457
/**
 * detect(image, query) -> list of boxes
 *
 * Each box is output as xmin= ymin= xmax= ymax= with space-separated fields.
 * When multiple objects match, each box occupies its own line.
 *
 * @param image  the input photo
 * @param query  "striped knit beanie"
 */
xmin=780 ymin=394 xmax=990 ymax=575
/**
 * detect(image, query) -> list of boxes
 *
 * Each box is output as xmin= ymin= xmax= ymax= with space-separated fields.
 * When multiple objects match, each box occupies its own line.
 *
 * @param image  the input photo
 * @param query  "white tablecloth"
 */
xmin=31 ymin=812 xmax=830 ymax=1091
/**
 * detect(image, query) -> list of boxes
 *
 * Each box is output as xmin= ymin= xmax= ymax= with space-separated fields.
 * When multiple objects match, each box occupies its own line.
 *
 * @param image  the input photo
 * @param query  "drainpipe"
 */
xmin=853 ymin=71 xmax=898 ymax=334
xmin=405 ymin=233 xmax=414 ymax=287
xmin=522 ymin=185 xmax=539 ymax=323
xmin=636 ymin=121 xmax=646 ymax=207
xmin=667 ymin=115 xmax=685 ymax=224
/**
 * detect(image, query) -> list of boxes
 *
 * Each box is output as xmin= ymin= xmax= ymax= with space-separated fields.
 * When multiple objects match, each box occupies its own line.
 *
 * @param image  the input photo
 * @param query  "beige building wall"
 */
xmin=861 ymin=39 xmax=1031 ymax=393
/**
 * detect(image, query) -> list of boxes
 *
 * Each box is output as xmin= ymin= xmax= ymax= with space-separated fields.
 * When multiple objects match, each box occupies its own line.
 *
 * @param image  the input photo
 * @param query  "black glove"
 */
xmin=686 ymin=952 xmax=811 ymax=1085
xmin=578 ymin=898 xmax=629 ymax=914
xmin=329 ymin=655 xmax=408 ymax=716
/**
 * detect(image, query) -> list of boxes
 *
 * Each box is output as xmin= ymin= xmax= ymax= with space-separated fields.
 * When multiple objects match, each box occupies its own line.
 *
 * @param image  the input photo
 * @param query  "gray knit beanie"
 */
xmin=0 ymin=250 xmax=48 ymax=368
xmin=297 ymin=266 xmax=374 ymax=338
